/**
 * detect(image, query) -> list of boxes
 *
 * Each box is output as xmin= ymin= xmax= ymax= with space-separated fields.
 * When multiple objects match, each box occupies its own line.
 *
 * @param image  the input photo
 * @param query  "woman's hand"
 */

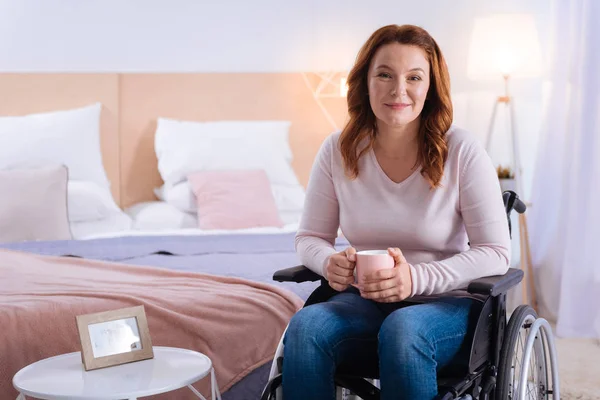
xmin=325 ymin=247 xmax=357 ymax=292
xmin=359 ymin=247 xmax=413 ymax=302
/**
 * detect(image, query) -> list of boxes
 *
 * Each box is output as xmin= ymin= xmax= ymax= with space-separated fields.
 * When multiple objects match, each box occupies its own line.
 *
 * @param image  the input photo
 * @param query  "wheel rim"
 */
xmin=507 ymin=314 xmax=548 ymax=399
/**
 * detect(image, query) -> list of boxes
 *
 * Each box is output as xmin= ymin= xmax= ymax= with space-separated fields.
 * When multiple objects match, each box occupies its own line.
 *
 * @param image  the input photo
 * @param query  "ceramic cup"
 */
xmin=355 ymin=249 xmax=395 ymax=285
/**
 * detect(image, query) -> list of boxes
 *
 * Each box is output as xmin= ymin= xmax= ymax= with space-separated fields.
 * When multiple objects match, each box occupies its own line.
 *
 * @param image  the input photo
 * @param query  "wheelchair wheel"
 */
xmin=496 ymin=305 xmax=550 ymax=399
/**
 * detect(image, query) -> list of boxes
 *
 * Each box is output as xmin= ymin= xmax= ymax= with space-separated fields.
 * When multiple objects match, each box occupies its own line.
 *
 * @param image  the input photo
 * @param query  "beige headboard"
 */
xmin=0 ymin=73 xmax=348 ymax=208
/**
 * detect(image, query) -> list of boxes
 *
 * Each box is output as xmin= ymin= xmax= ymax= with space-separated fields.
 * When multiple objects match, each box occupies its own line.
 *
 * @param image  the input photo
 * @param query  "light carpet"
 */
xmin=555 ymin=337 xmax=600 ymax=399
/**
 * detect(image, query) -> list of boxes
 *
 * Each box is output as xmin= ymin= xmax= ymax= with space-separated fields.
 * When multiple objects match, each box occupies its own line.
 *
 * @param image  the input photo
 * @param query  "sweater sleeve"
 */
xmin=409 ymin=141 xmax=511 ymax=296
xmin=294 ymin=135 xmax=339 ymax=277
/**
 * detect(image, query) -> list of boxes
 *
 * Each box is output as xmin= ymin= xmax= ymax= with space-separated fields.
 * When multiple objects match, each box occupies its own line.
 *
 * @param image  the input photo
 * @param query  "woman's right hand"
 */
xmin=325 ymin=247 xmax=357 ymax=292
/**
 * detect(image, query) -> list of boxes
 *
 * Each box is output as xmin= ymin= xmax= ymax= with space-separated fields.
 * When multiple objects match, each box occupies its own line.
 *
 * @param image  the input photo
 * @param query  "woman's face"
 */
xmin=367 ymin=43 xmax=431 ymax=130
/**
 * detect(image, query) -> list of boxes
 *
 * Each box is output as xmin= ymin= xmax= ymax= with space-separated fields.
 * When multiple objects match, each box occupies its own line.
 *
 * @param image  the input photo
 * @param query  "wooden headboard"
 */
xmin=0 ymin=73 xmax=347 ymax=208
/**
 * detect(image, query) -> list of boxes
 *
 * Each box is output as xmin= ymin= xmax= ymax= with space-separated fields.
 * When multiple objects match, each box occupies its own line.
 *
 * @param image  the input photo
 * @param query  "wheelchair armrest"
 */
xmin=467 ymin=268 xmax=524 ymax=297
xmin=273 ymin=265 xmax=322 ymax=283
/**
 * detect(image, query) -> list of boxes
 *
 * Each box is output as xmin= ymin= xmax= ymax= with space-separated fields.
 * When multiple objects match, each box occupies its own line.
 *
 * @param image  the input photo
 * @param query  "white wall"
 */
xmin=0 ymin=0 xmax=551 ymax=198
xmin=0 ymin=0 xmax=551 ymax=74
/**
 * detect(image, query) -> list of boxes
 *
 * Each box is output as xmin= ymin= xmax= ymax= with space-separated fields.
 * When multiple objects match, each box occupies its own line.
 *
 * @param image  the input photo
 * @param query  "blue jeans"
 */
xmin=282 ymin=288 xmax=474 ymax=400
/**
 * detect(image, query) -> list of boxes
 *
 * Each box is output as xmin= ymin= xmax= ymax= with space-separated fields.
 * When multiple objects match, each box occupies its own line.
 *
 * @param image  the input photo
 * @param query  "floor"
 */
xmin=505 ymin=286 xmax=599 ymax=399
xmin=555 ymin=336 xmax=600 ymax=399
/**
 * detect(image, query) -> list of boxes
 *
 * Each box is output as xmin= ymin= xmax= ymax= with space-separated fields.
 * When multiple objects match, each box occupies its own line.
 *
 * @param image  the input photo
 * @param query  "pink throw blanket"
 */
xmin=0 ymin=249 xmax=303 ymax=399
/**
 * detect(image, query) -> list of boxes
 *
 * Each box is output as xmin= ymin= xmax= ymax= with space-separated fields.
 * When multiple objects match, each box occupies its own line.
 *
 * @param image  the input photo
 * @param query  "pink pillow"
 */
xmin=187 ymin=170 xmax=284 ymax=230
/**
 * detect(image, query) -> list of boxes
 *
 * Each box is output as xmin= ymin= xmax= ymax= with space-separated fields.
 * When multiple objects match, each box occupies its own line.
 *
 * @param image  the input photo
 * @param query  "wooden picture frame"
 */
xmin=76 ymin=305 xmax=154 ymax=371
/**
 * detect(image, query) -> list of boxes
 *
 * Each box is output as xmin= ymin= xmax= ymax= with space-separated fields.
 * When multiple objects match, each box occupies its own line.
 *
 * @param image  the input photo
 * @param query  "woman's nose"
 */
xmin=391 ymin=80 xmax=406 ymax=97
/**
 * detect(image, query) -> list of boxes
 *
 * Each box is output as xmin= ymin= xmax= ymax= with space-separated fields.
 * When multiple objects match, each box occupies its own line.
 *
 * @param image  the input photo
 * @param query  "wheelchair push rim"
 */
xmin=496 ymin=305 xmax=552 ymax=400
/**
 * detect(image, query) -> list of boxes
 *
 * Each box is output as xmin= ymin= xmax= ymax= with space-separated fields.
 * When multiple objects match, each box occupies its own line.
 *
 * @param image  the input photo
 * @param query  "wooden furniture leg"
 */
xmin=519 ymin=213 xmax=538 ymax=313
xmin=519 ymin=217 xmax=529 ymax=305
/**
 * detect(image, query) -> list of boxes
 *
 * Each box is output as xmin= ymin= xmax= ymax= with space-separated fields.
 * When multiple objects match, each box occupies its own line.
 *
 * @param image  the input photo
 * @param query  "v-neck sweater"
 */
xmin=295 ymin=126 xmax=511 ymax=299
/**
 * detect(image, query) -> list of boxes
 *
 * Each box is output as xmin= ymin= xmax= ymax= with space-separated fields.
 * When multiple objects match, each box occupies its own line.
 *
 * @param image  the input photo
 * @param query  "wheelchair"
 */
xmin=262 ymin=190 xmax=560 ymax=400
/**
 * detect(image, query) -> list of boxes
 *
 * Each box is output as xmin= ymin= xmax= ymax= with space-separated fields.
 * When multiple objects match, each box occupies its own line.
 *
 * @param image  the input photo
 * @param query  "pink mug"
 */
xmin=355 ymin=250 xmax=395 ymax=285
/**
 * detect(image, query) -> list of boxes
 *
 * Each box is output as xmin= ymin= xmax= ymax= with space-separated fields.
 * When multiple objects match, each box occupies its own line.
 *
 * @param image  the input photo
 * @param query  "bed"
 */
xmin=0 ymin=73 xmax=349 ymax=399
xmin=0 ymin=231 xmax=350 ymax=399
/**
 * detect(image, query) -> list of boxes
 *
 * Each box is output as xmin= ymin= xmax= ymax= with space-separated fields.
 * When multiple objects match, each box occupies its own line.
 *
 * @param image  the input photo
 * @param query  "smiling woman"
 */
xmin=285 ymin=24 xmax=509 ymax=400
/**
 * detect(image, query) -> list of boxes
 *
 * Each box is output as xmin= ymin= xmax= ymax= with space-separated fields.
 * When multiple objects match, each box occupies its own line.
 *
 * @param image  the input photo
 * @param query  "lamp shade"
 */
xmin=467 ymin=14 xmax=543 ymax=79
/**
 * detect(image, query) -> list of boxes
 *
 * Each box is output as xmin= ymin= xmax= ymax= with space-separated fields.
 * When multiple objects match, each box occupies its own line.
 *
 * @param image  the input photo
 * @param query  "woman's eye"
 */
xmin=378 ymin=73 xmax=392 ymax=78
xmin=409 ymin=76 xmax=422 ymax=81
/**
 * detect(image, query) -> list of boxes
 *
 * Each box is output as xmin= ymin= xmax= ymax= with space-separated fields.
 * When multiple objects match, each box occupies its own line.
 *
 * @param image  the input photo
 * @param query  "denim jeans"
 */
xmin=282 ymin=288 xmax=474 ymax=400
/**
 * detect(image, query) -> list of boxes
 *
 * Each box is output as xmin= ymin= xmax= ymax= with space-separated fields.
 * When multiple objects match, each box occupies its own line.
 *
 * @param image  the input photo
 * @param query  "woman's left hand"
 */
xmin=358 ymin=247 xmax=413 ymax=303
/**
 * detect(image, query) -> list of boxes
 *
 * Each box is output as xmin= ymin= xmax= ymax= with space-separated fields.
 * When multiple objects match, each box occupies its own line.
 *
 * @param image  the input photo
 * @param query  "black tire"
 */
xmin=496 ymin=305 xmax=549 ymax=399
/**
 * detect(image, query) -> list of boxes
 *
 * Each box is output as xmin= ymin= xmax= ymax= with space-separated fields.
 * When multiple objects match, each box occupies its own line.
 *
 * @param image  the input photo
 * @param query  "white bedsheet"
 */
xmin=74 ymin=200 xmax=302 ymax=241
xmin=72 ymin=201 xmax=302 ymax=240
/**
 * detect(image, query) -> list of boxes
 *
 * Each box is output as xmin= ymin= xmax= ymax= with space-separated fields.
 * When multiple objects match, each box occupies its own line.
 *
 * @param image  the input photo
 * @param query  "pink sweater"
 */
xmin=295 ymin=127 xmax=511 ymax=299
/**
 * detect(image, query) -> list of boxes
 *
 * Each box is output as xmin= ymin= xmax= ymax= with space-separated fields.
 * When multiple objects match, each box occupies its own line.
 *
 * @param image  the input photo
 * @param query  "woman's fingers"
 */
xmin=387 ymin=247 xmax=407 ymax=265
xmin=326 ymin=247 xmax=358 ymax=292
xmin=359 ymin=286 xmax=401 ymax=302
xmin=331 ymin=262 xmax=354 ymax=276
xmin=326 ymin=262 xmax=353 ymax=288
xmin=328 ymin=281 xmax=349 ymax=292
xmin=358 ymin=261 xmax=412 ymax=302
xmin=344 ymin=247 xmax=357 ymax=262
xmin=327 ymin=270 xmax=354 ymax=284
xmin=327 ymin=265 xmax=355 ymax=285
xmin=359 ymin=277 xmax=396 ymax=292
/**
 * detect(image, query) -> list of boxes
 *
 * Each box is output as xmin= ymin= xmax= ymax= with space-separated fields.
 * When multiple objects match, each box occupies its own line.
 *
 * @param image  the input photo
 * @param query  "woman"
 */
xmin=282 ymin=24 xmax=510 ymax=400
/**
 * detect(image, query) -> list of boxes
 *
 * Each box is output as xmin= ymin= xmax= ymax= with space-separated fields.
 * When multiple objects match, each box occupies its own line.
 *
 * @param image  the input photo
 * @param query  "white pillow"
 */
xmin=0 ymin=165 xmax=72 ymax=242
xmin=126 ymin=201 xmax=197 ymax=231
xmin=70 ymin=211 xmax=133 ymax=240
xmin=154 ymin=181 xmax=196 ymax=214
xmin=0 ymin=103 xmax=110 ymax=189
xmin=155 ymin=119 xmax=298 ymax=189
xmin=154 ymin=118 xmax=306 ymax=224
xmin=68 ymin=181 xmax=122 ymax=222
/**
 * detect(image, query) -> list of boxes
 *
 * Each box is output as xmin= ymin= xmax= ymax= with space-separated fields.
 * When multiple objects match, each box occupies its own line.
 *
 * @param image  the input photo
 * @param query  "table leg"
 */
xmin=187 ymin=384 xmax=208 ymax=400
xmin=16 ymin=394 xmax=26 ymax=400
xmin=211 ymin=368 xmax=222 ymax=400
xmin=187 ymin=368 xmax=221 ymax=400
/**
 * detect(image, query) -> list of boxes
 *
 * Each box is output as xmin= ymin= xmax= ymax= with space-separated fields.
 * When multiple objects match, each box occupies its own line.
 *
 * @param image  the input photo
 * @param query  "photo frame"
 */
xmin=76 ymin=305 xmax=154 ymax=371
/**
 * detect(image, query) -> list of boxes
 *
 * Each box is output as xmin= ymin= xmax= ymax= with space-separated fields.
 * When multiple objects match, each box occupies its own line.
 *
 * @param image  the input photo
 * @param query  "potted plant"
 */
xmin=497 ymin=165 xmax=516 ymax=192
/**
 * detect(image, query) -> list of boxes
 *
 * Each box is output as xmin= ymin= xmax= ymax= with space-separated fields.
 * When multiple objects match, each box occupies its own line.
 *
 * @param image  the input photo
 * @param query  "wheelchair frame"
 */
xmin=262 ymin=191 xmax=560 ymax=400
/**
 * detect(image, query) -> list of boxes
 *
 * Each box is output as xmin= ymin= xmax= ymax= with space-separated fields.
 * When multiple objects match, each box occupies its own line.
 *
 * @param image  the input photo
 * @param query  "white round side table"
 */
xmin=13 ymin=346 xmax=221 ymax=400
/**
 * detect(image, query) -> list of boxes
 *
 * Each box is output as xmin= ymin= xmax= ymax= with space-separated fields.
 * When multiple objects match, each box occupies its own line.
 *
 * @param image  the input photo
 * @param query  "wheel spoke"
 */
xmin=497 ymin=306 xmax=550 ymax=400
xmin=511 ymin=322 xmax=527 ymax=397
xmin=528 ymin=337 xmax=537 ymax=399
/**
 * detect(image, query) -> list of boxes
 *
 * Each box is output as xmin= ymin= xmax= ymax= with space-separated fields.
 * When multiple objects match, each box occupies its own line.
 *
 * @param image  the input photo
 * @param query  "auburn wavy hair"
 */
xmin=339 ymin=24 xmax=452 ymax=188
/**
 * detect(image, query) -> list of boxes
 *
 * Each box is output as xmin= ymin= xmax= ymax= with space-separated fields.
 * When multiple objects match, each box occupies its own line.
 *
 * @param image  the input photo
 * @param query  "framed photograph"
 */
xmin=76 ymin=305 xmax=154 ymax=371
